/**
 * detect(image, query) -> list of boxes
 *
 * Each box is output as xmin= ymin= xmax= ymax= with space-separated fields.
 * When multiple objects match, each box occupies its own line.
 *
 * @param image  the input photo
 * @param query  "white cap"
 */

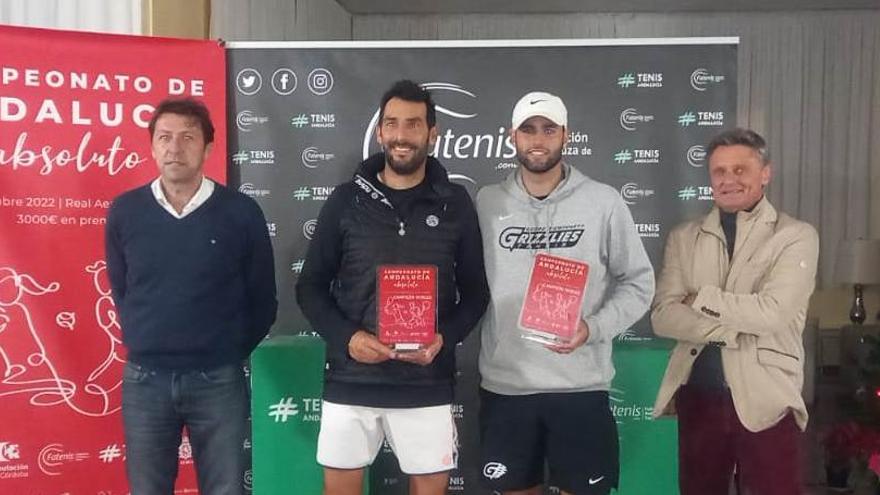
xmin=511 ymin=91 xmax=568 ymax=129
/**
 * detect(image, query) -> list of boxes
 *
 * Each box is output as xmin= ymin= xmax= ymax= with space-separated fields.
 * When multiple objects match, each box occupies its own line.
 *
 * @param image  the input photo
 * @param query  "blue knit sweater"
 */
xmin=105 ymin=183 xmax=277 ymax=371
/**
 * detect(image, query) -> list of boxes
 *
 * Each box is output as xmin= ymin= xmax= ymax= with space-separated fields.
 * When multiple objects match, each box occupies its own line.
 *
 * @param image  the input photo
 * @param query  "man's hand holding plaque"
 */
xmin=545 ymin=319 xmax=590 ymax=354
xmin=395 ymin=333 xmax=444 ymax=366
xmin=348 ymin=330 xmax=396 ymax=363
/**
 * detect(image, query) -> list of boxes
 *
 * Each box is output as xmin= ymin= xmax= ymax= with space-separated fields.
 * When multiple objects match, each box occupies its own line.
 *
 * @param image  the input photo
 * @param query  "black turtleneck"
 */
xmin=721 ymin=210 xmax=737 ymax=259
xmin=688 ymin=209 xmax=738 ymax=390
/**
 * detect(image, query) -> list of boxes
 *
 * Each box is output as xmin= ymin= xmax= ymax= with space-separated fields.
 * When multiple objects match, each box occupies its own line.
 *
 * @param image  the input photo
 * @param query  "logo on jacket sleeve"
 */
xmin=426 ymin=215 xmax=439 ymax=227
xmin=499 ymin=225 xmax=584 ymax=251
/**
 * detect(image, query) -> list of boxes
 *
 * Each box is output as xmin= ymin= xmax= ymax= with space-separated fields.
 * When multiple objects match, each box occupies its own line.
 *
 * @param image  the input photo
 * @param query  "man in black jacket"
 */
xmin=296 ymin=80 xmax=489 ymax=495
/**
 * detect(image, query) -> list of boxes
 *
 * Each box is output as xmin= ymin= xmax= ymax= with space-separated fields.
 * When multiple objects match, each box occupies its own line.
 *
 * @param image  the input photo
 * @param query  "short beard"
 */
xmin=516 ymin=147 xmax=563 ymax=174
xmin=383 ymin=140 xmax=430 ymax=176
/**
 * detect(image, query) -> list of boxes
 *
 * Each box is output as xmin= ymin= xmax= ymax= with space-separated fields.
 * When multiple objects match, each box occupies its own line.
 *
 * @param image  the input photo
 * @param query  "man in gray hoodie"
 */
xmin=476 ymin=92 xmax=654 ymax=495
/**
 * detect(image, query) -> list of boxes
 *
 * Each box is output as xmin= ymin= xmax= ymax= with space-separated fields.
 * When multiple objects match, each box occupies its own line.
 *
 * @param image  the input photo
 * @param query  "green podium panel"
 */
xmin=251 ymin=336 xmax=327 ymax=495
xmin=612 ymin=340 xmax=679 ymax=494
xmin=251 ymin=335 xmax=679 ymax=494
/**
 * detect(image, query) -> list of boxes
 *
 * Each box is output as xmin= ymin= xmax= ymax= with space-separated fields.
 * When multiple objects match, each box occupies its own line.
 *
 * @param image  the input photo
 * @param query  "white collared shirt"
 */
xmin=150 ymin=176 xmax=215 ymax=219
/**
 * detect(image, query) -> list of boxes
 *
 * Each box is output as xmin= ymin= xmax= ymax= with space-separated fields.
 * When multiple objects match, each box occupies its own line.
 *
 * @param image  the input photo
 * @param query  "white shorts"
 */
xmin=316 ymin=401 xmax=458 ymax=475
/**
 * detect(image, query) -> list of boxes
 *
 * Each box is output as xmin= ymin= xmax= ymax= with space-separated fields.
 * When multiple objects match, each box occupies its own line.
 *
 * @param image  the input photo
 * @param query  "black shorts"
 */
xmin=479 ymin=389 xmax=619 ymax=495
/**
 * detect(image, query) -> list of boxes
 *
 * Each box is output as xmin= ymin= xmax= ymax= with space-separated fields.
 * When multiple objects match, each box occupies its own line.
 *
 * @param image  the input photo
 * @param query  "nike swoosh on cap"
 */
xmin=529 ymin=99 xmax=547 ymax=105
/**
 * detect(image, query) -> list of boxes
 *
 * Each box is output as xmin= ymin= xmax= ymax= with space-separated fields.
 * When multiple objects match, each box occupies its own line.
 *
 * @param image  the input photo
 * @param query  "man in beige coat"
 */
xmin=652 ymin=128 xmax=819 ymax=494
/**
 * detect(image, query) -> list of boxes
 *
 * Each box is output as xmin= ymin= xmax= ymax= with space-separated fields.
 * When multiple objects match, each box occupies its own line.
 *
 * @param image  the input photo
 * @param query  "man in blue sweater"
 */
xmin=105 ymin=97 xmax=277 ymax=495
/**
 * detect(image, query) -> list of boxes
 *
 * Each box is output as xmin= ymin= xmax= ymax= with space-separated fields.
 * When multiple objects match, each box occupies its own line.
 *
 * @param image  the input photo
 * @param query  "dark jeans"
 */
xmin=122 ymin=361 xmax=248 ymax=495
xmin=676 ymin=385 xmax=802 ymax=495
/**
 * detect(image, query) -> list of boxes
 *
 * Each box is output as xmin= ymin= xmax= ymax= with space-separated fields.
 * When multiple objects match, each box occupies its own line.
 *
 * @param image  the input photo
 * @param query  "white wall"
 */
xmin=0 ymin=0 xmax=141 ymax=34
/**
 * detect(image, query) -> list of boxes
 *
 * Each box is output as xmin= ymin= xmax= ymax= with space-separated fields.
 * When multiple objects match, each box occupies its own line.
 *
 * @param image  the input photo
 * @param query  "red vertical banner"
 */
xmin=0 ymin=25 xmax=225 ymax=494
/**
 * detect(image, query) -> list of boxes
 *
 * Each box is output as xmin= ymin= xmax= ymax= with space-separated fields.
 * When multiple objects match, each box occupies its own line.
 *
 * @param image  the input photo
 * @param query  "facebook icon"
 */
xmin=271 ymin=68 xmax=297 ymax=95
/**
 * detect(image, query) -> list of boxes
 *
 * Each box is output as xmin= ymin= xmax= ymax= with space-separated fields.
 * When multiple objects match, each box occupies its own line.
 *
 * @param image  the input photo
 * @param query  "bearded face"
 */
xmin=512 ymin=116 xmax=565 ymax=174
xmin=377 ymin=97 xmax=437 ymax=176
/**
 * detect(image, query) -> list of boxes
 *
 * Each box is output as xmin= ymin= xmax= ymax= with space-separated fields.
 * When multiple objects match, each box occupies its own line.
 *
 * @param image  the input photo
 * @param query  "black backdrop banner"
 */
xmin=227 ymin=38 xmax=737 ymax=494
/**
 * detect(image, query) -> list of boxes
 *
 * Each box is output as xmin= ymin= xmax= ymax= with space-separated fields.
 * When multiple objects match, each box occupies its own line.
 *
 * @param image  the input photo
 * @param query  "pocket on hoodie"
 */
xmin=756 ymin=347 xmax=801 ymax=375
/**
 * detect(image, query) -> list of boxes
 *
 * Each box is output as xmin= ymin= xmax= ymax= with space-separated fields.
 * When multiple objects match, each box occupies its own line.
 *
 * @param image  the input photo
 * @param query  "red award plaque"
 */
xmin=518 ymin=253 xmax=590 ymax=345
xmin=377 ymin=265 xmax=438 ymax=351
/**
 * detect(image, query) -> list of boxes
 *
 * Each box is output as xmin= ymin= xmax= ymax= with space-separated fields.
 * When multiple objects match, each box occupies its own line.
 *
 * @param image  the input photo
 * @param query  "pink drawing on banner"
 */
xmin=82 ymin=260 xmax=124 ymax=408
xmin=0 ymin=262 xmax=123 ymax=416
xmin=55 ymin=311 xmax=76 ymax=330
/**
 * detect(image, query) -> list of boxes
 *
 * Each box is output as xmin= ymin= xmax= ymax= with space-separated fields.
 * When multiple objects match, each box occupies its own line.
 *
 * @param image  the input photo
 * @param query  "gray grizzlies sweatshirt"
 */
xmin=476 ymin=163 xmax=654 ymax=395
